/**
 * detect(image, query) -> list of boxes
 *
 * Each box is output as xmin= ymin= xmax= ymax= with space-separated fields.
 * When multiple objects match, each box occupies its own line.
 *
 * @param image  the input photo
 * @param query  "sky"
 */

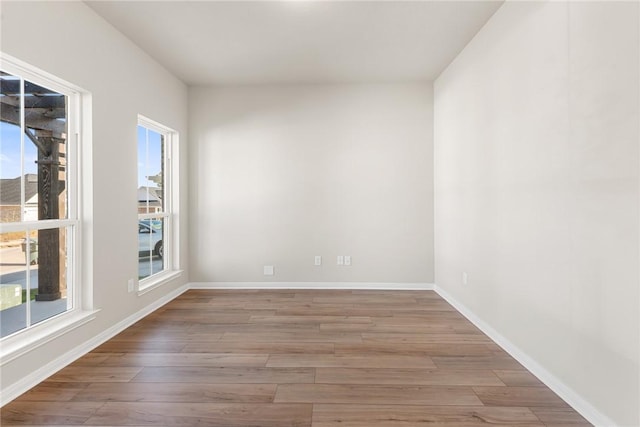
xmin=0 ymin=121 xmax=37 ymax=179
xmin=137 ymin=125 xmax=163 ymax=189
xmin=1 ymin=121 xmax=162 ymax=188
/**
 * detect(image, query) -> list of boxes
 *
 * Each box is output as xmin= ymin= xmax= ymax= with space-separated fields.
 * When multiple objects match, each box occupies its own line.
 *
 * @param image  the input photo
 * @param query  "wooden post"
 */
xmin=35 ymin=136 xmax=61 ymax=301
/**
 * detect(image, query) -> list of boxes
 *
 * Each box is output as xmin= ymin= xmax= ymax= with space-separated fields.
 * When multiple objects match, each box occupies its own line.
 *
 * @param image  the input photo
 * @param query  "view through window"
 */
xmin=137 ymin=120 xmax=172 ymax=285
xmin=0 ymin=69 xmax=78 ymax=338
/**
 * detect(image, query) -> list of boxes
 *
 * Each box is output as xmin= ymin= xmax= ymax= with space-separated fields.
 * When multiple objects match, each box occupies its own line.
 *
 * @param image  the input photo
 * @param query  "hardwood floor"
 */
xmin=1 ymin=289 xmax=591 ymax=426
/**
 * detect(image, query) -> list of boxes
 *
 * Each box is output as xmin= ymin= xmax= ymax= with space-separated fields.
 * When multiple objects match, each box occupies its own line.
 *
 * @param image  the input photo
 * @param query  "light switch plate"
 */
xmin=344 ymin=256 xmax=351 ymax=266
xmin=315 ymin=256 xmax=322 ymax=266
xmin=337 ymin=256 xmax=344 ymax=265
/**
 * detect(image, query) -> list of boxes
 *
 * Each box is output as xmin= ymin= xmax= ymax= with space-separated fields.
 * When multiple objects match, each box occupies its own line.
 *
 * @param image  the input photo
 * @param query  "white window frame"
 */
xmin=137 ymin=115 xmax=180 ymax=294
xmin=0 ymin=53 xmax=96 ymax=365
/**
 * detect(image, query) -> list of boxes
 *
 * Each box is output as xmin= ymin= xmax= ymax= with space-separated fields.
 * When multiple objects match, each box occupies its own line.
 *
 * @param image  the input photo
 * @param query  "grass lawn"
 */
xmin=22 ymin=289 xmax=37 ymax=303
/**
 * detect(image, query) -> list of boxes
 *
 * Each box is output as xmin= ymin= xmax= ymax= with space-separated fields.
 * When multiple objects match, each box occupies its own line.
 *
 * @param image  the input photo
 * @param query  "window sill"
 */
xmin=0 ymin=308 xmax=100 ymax=366
xmin=138 ymin=270 xmax=183 ymax=296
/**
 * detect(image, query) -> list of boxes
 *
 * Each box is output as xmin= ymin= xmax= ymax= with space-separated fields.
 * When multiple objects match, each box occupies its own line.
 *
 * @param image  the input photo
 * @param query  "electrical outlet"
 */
xmin=264 ymin=265 xmax=274 ymax=276
xmin=314 ymin=256 xmax=322 ymax=266
xmin=344 ymin=256 xmax=351 ymax=266
xmin=337 ymin=256 xmax=344 ymax=265
xmin=462 ymin=272 xmax=468 ymax=286
xmin=127 ymin=278 xmax=134 ymax=293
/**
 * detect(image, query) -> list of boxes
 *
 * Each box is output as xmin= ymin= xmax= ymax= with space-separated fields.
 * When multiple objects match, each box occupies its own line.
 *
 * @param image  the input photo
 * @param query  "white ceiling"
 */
xmin=86 ymin=1 xmax=503 ymax=86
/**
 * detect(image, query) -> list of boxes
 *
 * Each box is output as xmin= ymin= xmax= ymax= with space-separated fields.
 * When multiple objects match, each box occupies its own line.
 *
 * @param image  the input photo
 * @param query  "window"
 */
xmin=137 ymin=116 xmax=178 ymax=290
xmin=0 ymin=58 xmax=85 ymax=340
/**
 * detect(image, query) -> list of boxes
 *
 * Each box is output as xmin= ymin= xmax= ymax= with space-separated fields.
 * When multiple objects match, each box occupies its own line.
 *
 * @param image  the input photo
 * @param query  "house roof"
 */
xmin=138 ymin=186 xmax=162 ymax=205
xmin=0 ymin=174 xmax=38 ymax=206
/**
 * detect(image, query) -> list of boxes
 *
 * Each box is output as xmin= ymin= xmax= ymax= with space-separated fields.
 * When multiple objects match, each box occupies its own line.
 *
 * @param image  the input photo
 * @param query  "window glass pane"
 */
xmin=137 ymin=126 xmax=164 ymax=214
xmin=31 ymin=226 xmax=70 ymax=326
xmin=138 ymin=121 xmax=168 ymax=284
xmin=0 ymin=72 xmax=23 ymax=223
xmin=1 ymin=231 xmax=29 ymax=338
xmin=151 ymin=218 xmax=165 ymax=276
xmin=138 ymin=218 xmax=164 ymax=280
xmin=0 ymin=62 xmax=78 ymax=340
xmin=24 ymin=81 xmax=68 ymax=221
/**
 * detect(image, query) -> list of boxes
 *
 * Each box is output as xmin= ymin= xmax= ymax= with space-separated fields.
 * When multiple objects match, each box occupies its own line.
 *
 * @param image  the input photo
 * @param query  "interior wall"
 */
xmin=189 ymin=84 xmax=433 ymax=284
xmin=0 ymin=1 xmax=189 ymax=393
xmin=434 ymin=2 xmax=639 ymax=425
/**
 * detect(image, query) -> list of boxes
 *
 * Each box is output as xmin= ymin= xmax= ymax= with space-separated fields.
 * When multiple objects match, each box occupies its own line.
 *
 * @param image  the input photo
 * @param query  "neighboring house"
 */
xmin=137 ymin=186 xmax=162 ymax=214
xmin=0 ymin=174 xmax=38 ymax=222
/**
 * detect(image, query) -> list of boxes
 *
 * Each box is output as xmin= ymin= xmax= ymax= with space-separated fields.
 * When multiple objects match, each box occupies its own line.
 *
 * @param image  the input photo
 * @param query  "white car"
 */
xmin=138 ymin=220 xmax=163 ymax=258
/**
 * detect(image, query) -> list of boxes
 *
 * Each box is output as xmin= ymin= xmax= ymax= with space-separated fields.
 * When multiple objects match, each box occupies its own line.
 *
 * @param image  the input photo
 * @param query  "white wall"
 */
xmin=0 ymin=1 xmax=189 ymax=394
xmin=189 ymin=84 xmax=433 ymax=284
xmin=434 ymin=2 xmax=639 ymax=425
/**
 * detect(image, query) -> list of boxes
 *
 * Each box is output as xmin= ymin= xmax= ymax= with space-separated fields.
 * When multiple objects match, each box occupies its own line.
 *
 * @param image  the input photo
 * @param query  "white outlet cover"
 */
xmin=462 ymin=272 xmax=468 ymax=285
xmin=264 ymin=265 xmax=274 ymax=276
xmin=344 ymin=256 xmax=351 ymax=266
xmin=315 ymin=256 xmax=322 ymax=266
xmin=337 ymin=256 xmax=344 ymax=265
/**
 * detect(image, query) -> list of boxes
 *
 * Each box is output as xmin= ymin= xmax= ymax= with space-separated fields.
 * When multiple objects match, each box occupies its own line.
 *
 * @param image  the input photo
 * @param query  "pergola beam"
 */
xmin=0 ymin=100 xmax=66 ymax=135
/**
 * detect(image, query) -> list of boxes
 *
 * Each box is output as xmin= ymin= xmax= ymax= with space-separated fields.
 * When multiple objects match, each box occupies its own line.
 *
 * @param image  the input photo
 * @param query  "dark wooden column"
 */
xmin=35 ymin=135 xmax=61 ymax=301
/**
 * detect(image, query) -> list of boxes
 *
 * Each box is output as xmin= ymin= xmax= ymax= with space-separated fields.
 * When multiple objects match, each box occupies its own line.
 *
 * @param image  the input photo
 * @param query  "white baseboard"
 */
xmin=190 ymin=282 xmax=435 ymax=290
xmin=434 ymin=285 xmax=616 ymax=427
xmin=0 ymin=284 xmax=189 ymax=406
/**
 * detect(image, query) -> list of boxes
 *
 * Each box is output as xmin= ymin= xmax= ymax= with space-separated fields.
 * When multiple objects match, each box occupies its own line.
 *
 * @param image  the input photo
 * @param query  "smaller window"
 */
xmin=137 ymin=116 xmax=178 ymax=290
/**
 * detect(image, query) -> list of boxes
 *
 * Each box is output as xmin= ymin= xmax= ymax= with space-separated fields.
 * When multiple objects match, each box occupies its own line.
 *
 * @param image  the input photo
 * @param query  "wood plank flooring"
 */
xmin=1 ymin=289 xmax=591 ymax=426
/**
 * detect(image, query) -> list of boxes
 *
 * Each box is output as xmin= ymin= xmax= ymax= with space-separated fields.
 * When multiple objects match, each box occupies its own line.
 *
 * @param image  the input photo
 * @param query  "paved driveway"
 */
xmin=1 ymin=245 xmax=37 ymax=290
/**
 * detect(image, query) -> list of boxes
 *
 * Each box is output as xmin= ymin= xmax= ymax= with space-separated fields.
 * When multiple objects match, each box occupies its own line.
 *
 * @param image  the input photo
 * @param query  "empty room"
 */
xmin=0 ymin=0 xmax=638 ymax=426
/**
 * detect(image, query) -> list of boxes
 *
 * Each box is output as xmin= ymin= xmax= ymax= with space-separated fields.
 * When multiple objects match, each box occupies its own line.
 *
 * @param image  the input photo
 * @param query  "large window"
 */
xmin=0 ymin=61 xmax=82 ymax=339
xmin=137 ymin=116 xmax=177 ymax=290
